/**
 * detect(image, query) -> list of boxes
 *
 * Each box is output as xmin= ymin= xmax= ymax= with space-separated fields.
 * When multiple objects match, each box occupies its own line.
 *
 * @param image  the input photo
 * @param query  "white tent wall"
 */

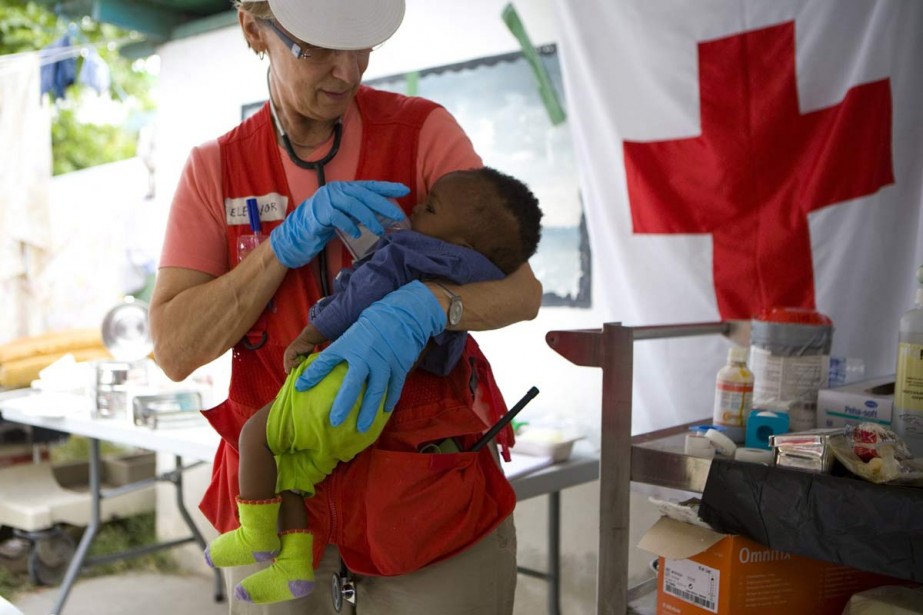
xmin=151 ymin=1 xmax=644 ymax=613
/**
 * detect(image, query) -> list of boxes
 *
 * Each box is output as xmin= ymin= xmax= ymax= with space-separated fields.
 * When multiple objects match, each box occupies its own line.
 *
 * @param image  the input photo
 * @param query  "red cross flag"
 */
xmin=555 ymin=1 xmax=923 ymax=432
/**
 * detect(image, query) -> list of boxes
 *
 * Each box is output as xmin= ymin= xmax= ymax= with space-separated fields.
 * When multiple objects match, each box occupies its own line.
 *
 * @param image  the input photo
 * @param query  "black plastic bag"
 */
xmin=698 ymin=458 xmax=923 ymax=582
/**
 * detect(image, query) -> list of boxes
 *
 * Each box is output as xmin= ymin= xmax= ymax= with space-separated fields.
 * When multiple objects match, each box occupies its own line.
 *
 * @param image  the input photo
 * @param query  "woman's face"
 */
xmin=249 ymin=16 xmax=371 ymax=124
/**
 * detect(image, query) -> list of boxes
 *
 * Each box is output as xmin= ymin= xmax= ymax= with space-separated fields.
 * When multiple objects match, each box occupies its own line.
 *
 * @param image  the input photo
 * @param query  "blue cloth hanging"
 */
xmin=40 ymin=35 xmax=77 ymax=100
xmin=78 ymin=48 xmax=111 ymax=95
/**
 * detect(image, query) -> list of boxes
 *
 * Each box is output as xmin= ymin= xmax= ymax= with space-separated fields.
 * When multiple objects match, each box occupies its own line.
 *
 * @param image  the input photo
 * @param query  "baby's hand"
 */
xmin=283 ymin=325 xmax=325 ymax=373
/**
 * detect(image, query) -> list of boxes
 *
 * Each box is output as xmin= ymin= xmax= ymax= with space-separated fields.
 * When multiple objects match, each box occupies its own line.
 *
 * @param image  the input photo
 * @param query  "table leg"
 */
xmin=548 ymin=490 xmax=561 ymax=615
xmin=172 ymin=455 xmax=225 ymax=602
xmin=52 ymin=438 xmax=103 ymax=614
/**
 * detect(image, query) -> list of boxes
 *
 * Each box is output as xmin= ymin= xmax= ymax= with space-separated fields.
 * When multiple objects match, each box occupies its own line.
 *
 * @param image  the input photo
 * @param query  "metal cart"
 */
xmin=546 ymin=321 xmax=746 ymax=615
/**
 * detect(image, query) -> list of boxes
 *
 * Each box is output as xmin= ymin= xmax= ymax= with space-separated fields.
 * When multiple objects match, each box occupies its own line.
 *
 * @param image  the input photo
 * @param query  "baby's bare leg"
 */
xmin=238 ymin=403 xmax=278 ymax=501
xmin=239 ymin=403 xmax=308 ymax=531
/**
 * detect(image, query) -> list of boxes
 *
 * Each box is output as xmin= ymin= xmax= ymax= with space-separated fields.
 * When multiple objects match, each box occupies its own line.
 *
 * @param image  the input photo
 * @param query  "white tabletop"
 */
xmin=0 ymin=389 xmax=600 ymax=495
xmin=0 ymin=389 xmax=219 ymax=462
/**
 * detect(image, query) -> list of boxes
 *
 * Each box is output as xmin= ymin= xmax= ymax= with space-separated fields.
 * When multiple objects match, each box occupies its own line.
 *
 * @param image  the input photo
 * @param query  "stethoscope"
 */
xmin=243 ymin=73 xmax=343 ymax=352
xmin=267 ymin=69 xmax=342 ymax=296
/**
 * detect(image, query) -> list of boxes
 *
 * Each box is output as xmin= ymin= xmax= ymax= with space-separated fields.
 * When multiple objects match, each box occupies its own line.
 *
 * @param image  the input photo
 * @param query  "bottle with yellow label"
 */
xmin=713 ymin=346 xmax=754 ymax=443
xmin=893 ymin=265 xmax=923 ymax=456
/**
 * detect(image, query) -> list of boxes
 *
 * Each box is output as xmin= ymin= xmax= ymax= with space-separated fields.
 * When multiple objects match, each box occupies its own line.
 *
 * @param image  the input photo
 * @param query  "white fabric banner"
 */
xmin=554 ymin=0 xmax=923 ymax=433
xmin=0 ymin=52 xmax=52 ymax=342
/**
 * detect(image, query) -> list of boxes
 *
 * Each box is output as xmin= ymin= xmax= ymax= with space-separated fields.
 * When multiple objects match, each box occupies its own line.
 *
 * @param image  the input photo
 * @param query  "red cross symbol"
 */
xmin=623 ymin=21 xmax=893 ymax=319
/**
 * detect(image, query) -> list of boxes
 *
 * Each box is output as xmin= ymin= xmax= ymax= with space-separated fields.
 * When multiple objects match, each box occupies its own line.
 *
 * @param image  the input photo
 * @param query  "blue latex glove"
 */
xmin=295 ymin=280 xmax=447 ymax=432
xmin=270 ymin=180 xmax=409 ymax=268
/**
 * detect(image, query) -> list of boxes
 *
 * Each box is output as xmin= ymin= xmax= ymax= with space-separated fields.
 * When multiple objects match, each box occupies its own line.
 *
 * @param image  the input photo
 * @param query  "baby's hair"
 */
xmin=453 ymin=167 xmax=543 ymax=274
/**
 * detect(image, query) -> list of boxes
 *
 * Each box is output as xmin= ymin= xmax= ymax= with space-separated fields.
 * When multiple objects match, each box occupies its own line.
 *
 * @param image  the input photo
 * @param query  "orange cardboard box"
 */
xmin=639 ymin=516 xmax=904 ymax=614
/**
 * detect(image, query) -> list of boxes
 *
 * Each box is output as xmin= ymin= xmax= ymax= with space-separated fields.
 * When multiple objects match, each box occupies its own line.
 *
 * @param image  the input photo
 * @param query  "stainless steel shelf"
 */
xmin=631 ymin=420 xmax=712 ymax=493
xmin=547 ymin=321 xmax=737 ymax=615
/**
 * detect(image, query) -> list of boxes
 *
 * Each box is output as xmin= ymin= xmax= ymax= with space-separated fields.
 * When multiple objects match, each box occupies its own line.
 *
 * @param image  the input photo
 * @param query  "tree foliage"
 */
xmin=0 ymin=0 xmax=156 ymax=175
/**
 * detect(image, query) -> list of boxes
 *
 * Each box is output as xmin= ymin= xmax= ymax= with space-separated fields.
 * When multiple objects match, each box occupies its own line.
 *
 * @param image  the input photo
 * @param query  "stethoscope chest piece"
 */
xmin=331 ymin=569 xmax=357 ymax=612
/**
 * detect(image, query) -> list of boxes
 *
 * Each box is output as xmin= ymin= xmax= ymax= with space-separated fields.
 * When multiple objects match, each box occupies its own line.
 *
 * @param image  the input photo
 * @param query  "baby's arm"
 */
xmin=283 ymin=324 xmax=327 ymax=373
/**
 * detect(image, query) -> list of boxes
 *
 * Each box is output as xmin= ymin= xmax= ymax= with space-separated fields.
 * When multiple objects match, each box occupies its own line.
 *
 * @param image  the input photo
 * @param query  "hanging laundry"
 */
xmin=78 ymin=48 xmax=111 ymax=95
xmin=39 ymin=35 xmax=77 ymax=100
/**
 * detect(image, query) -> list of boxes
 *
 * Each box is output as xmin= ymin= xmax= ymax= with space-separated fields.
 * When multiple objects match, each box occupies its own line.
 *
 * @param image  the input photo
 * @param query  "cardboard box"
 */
xmin=51 ymin=451 xmax=156 ymax=487
xmin=639 ymin=516 xmax=903 ymax=614
xmin=816 ymin=376 xmax=894 ymax=429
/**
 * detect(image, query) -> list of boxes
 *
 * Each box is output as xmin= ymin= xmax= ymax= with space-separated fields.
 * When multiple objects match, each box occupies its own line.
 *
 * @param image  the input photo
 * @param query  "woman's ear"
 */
xmin=239 ymin=12 xmax=267 ymax=55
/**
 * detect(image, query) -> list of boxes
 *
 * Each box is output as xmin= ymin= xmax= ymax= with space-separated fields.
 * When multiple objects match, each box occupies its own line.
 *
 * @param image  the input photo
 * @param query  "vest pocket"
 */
xmin=362 ymin=446 xmax=512 ymax=575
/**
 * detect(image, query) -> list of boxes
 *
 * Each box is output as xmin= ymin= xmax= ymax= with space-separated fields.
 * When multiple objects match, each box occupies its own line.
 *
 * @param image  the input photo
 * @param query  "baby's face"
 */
xmin=410 ymin=173 xmax=481 ymax=246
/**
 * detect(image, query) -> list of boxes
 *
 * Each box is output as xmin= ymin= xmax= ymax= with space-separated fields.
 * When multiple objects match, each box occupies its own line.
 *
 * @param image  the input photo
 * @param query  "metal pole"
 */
xmin=52 ymin=438 xmax=103 ymax=614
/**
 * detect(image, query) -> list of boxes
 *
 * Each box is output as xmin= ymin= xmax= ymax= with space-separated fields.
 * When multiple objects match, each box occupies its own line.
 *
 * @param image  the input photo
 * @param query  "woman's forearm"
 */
xmin=149 ymin=241 xmax=289 ymax=380
xmin=426 ymin=262 xmax=542 ymax=332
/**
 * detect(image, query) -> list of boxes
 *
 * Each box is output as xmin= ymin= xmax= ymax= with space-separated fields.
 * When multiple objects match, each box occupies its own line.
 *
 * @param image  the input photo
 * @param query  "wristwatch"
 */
xmin=432 ymin=282 xmax=463 ymax=326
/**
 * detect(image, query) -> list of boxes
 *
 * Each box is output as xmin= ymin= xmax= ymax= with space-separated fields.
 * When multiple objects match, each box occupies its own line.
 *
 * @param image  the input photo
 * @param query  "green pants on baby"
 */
xmin=268 ymin=353 xmax=389 ymax=495
xmin=207 ymin=353 xmax=389 ymax=604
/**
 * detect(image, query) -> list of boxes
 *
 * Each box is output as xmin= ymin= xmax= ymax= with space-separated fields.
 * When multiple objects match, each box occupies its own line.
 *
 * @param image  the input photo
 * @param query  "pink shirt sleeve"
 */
xmin=415 ymin=106 xmax=483 ymax=196
xmin=158 ymin=139 xmax=229 ymax=277
xmin=158 ymin=101 xmax=482 ymax=278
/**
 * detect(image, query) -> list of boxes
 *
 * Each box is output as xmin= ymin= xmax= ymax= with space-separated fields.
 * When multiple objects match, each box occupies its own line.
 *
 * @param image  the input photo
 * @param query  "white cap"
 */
xmin=244 ymin=0 xmax=406 ymax=50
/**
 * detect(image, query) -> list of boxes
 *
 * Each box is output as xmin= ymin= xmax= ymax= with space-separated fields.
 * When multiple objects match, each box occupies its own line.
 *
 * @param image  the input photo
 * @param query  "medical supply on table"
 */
xmin=817 ymin=376 xmax=894 ymax=430
xmin=733 ymin=447 xmax=773 ymax=464
xmin=744 ymin=409 xmax=790 ymax=449
xmin=712 ymin=346 xmax=754 ymax=442
xmin=94 ymin=361 xmax=132 ymax=419
xmin=827 ymin=422 xmax=923 ymax=485
xmin=95 ymin=298 xmax=155 ymax=419
xmin=770 ymin=428 xmax=841 ymax=473
xmin=236 ymin=197 xmax=264 ymax=262
xmin=684 ymin=431 xmax=716 ymax=459
xmin=132 ymin=391 xmax=203 ymax=429
xmin=705 ymin=427 xmax=737 ymax=456
xmin=828 ymin=355 xmax=866 ymax=387
xmin=100 ymin=297 xmax=153 ymax=362
xmin=750 ymin=307 xmax=833 ymax=433
xmin=892 ymin=264 xmax=923 ymax=456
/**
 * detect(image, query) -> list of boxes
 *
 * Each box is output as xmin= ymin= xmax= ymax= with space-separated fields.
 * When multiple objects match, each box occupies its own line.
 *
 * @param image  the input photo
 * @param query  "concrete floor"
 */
xmin=8 ymin=572 xmax=226 ymax=615
xmin=9 ymin=571 xmax=657 ymax=615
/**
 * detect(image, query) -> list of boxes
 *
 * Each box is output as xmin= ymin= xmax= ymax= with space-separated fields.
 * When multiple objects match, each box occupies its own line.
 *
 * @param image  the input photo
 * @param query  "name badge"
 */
xmin=225 ymin=193 xmax=288 ymax=226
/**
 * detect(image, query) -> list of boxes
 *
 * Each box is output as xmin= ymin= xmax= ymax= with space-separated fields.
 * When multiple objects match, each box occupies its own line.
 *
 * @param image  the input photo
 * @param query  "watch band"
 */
xmin=431 ymin=281 xmax=463 ymax=327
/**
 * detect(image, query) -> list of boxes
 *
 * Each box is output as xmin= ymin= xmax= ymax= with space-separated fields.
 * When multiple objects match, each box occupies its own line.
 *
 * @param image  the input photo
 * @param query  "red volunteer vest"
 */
xmin=199 ymin=87 xmax=516 ymax=576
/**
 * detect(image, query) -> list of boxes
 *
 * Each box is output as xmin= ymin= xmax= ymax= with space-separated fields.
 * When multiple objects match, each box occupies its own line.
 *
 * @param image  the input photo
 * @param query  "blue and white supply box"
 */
xmin=816 ymin=375 xmax=894 ymax=429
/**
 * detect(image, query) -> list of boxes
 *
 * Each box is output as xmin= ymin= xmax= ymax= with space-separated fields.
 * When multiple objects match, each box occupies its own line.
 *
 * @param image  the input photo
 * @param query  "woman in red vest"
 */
xmin=149 ymin=0 xmax=542 ymax=613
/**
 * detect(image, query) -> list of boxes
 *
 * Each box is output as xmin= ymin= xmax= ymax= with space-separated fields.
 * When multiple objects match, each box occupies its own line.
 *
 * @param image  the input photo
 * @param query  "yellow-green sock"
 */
xmin=234 ymin=530 xmax=315 ymax=604
xmin=205 ymin=497 xmax=281 ymax=568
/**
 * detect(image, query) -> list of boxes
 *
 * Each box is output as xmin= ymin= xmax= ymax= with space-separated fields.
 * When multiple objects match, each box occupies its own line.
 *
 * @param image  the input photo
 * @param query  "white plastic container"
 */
xmin=712 ymin=346 xmax=754 ymax=443
xmin=892 ymin=265 xmax=923 ymax=456
xmin=749 ymin=308 xmax=833 ymax=433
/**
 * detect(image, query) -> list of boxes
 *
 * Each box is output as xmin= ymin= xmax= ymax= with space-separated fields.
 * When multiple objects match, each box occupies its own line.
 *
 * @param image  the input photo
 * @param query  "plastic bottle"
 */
xmin=713 ymin=346 xmax=754 ymax=443
xmin=893 ymin=265 xmax=923 ymax=456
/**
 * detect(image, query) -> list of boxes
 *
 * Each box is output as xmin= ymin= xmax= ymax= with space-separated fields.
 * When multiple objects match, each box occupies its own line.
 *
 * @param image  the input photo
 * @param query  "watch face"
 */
xmin=448 ymin=299 xmax=463 ymax=326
